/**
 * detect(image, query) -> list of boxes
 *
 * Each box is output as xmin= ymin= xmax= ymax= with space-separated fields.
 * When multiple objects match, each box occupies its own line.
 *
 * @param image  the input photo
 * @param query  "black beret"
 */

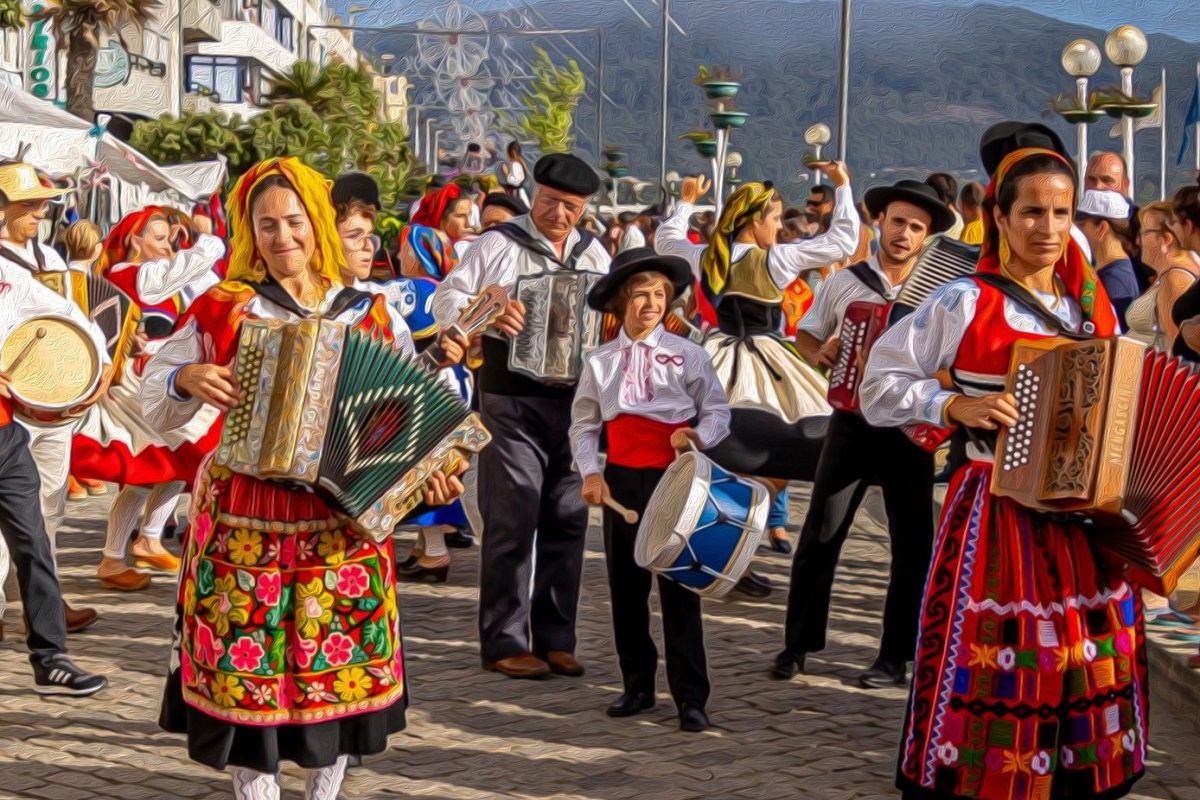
xmin=979 ymin=121 xmax=1073 ymax=177
xmin=481 ymin=193 xmax=529 ymax=216
xmin=533 ymin=153 xmax=601 ymax=196
xmin=332 ymin=172 xmax=380 ymax=210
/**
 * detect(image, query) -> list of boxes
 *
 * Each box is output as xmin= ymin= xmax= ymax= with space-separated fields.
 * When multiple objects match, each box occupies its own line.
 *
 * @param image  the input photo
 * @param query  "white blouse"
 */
xmin=109 ymin=233 xmax=226 ymax=308
xmin=798 ymin=254 xmax=899 ymax=342
xmin=655 ymin=188 xmax=861 ymax=287
xmin=570 ymin=325 xmax=731 ymax=476
xmin=859 ymin=278 xmax=1083 ymax=430
xmin=141 ymin=285 xmax=415 ymax=433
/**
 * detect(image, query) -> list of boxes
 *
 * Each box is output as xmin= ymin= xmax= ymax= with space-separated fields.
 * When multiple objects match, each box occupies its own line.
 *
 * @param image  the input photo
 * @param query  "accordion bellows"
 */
xmin=993 ymin=336 xmax=1200 ymax=594
xmin=216 ymin=318 xmax=489 ymax=538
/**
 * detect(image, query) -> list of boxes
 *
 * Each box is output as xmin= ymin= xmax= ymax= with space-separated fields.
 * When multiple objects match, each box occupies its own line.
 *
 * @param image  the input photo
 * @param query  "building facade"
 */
xmin=8 ymin=0 xmax=407 ymax=130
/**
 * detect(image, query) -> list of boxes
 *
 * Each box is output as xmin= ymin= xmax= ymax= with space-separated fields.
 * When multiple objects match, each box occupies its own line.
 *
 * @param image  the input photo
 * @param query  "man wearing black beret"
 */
xmin=433 ymin=152 xmax=610 ymax=679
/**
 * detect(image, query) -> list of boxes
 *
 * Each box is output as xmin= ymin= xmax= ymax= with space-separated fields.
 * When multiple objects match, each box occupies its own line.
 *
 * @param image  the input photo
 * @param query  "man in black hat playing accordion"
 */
xmin=774 ymin=180 xmax=956 ymax=688
xmin=433 ymin=152 xmax=610 ymax=679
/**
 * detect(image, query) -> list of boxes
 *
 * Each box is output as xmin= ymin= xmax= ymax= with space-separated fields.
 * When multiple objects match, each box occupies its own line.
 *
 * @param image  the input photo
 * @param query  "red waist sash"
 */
xmin=606 ymin=414 xmax=688 ymax=469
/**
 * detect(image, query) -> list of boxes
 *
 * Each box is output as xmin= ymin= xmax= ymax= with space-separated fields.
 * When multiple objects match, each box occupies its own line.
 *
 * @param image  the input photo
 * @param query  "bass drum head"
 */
xmin=1 ymin=315 xmax=100 ymax=411
xmin=635 ymin=451 xmax=711 ymax=570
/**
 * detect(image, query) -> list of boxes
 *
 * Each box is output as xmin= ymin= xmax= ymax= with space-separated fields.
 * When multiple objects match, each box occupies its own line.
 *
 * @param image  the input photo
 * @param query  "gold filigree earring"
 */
xmin=998 ymin=231 xmax=1011 ymax=267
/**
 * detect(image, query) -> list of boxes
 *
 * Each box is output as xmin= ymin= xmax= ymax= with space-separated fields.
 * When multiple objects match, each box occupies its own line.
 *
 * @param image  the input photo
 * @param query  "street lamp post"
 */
xmin=1104 ymin=24 xmax=1149 ymax=198
xmin=805 ymin=123 xmax=833 ymax=186
xmin=1059 ymin=38 xmax=1102 ymax=198
xmin=347 ymin=4 xmax=368 ymax=55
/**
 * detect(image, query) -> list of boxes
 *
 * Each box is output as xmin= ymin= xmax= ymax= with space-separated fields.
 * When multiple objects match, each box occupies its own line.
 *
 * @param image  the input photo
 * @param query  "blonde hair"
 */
xmin=61 ymin=220 xmax=102 ymax=261
xmin=225 ymin=158 xmax=347 ymax=286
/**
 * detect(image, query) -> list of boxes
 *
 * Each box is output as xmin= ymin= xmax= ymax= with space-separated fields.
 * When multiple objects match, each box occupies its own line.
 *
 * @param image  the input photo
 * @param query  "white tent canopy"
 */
xmin=0 ymin=82 xmax=199 ymax=207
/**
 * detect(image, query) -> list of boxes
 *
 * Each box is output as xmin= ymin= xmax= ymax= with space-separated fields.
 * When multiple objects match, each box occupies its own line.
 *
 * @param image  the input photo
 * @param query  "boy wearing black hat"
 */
xmin=570 ymin=248 xmax=729 ymax=732
xmin=433 ymin=152 xmax=611 ymax=680
xmin=776 ymin=180 xmax=954 ymax=688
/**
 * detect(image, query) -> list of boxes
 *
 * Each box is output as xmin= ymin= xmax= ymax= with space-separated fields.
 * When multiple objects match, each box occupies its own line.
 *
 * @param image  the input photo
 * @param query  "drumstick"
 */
xmin=602 ymin=493 xmax=639 ymax=525
xmin=5 ymin=327 xmax=45 ymax=373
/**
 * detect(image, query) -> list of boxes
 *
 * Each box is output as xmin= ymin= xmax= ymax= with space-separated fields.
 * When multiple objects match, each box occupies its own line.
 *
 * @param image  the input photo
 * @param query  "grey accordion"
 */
xmin=508 ymin=272 xmax=604 ymax=383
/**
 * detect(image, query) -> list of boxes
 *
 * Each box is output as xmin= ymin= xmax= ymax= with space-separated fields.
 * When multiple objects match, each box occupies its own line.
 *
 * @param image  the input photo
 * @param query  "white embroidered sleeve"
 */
xmin=141 ymin=319 xmax=206 ymax=430
xmin=569 ymin=361 xmax=605 ymax=477
xmin=860 ymin=280 xmax=979 ymax=428
xmin=135 ymin=234 xmax=225 ymax=305
xmin=432 ymin=231 xmax=503 ymax=328
xmin=688 ymin=352 xmax=732 ymax=448
xmin=767 ymin=185 xmax=861 ymax=287
xmin=654 ymin=202 xmax=705 ymax=279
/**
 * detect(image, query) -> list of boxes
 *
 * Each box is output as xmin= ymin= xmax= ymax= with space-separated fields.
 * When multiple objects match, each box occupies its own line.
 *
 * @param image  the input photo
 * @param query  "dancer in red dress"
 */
xmin=860 ymin=122 xmax=1147 ymax=800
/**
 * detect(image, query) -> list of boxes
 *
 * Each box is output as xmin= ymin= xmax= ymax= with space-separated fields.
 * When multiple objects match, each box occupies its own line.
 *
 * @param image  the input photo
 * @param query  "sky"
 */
xmin=348 ymin=0 xmax=1200 ymax=42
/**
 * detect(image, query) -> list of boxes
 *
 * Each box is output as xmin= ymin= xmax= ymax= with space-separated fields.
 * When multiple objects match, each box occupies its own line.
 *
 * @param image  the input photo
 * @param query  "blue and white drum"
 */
xmin=635 ymin=451 xmax=770 ymax=597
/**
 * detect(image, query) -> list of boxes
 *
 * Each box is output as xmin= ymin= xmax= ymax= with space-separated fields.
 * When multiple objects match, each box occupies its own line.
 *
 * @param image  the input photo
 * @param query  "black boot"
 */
xmin=771 ymin=651 xmax=806 ymax=680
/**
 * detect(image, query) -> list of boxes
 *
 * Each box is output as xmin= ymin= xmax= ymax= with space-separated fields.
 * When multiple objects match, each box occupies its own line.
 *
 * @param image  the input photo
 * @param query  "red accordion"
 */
xmin=993 ymin=336 xmax=1200 ymax=594
xmin=827 ymin=300 xmax=889 ymax=412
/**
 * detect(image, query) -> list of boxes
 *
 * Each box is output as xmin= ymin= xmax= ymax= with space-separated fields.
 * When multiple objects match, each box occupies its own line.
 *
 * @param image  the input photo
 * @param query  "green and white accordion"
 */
xmin=215 ymin=318 xmax=489 ymax=539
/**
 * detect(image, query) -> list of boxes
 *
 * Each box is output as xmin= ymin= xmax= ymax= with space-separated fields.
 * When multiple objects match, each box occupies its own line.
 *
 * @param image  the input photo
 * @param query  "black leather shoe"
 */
xmin=859 ymin=658 xmax=909 ymax=689
xmin=606 ymin=690 xmax=656 ymax=718
xmin=445 ymin=529 xmax=475 ymax=549
xmin=679 ymin=702 xmax=710 ymax=732
xmin=771 ymin=651 xmax=806 ymax=680
xmin=732 ymin=573 xmax=772 ymax=598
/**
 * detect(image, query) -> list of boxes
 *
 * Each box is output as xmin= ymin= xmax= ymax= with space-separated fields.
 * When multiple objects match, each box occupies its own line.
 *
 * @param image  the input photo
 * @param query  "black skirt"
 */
xmin=159 ymin=601 xmax=409 ymax=774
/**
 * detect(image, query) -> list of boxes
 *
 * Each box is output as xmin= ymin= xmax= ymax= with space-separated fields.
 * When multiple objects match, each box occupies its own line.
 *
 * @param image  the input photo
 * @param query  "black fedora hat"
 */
xmin=587 ymin=247 xmax=693 ymax=312
xmin=863 ymin=180 xmax=956 ymax=234
xmin=979 ymin=121 xmax=1073 ymax=177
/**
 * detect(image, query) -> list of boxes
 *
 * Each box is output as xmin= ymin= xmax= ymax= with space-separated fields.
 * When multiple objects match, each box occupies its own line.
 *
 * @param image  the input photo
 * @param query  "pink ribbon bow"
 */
xmin=655 ymin=353 xmax=685 ymax=368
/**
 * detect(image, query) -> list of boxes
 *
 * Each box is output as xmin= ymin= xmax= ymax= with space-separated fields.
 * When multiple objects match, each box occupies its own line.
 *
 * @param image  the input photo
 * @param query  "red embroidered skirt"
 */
xmin=898 ymin=462 xmax=1148 ymax=800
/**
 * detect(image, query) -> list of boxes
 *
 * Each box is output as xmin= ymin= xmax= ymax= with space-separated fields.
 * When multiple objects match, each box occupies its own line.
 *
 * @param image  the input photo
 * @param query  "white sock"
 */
xmin=305 ymin=755 xmax=349 ymax=800
xmin=103 ymin=486 xmax=149 ymax=561
xmin=421 ymin=527 xmax=449 ymax=558
xmin=230 ymin=767 xmax=280 ymax=800
xmin=140 ymin=482 xmax=183 ymax=540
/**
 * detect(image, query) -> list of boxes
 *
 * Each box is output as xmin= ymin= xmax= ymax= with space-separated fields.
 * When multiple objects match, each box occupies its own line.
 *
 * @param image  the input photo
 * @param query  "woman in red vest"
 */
xmin=860 ymin=123 xmax=1146 ymax=800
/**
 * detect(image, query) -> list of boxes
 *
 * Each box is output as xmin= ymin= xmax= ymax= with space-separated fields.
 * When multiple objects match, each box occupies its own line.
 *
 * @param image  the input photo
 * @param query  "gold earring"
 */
xmin=998 ymin=232 xmax=1011 ymax=267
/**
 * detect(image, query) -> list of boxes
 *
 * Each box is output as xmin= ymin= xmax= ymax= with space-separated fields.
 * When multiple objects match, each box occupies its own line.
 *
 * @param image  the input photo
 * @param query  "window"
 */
xmin=276 ymin=11 xmax=294 ymax=52
xmin=187 ymin=55 xmax=244 ymax=103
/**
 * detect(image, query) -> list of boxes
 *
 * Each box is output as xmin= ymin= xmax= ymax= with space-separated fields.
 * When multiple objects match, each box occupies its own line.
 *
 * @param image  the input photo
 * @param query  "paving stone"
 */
xmin=1 ymin=491 xmax=1198 ymax=798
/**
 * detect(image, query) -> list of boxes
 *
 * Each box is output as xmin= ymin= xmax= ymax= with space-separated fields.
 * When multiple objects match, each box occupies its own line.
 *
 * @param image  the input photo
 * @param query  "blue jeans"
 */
xmin=768 ymin=487 xmax=789 ymax=529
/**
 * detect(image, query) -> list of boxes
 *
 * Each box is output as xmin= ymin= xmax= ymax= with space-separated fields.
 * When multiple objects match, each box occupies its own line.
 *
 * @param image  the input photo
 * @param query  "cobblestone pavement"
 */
xmin=2 ymin=488 xmax=1200 ymax=800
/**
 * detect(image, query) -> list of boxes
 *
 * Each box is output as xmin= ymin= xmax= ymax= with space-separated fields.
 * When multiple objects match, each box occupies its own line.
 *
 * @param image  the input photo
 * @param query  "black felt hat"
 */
xmin=863 ymin=180 xmax=956 ymax=234
xmin=533 ymin=153 xmax=601 ymax=196
xmin=586 ymin=248 xmax=693 ymax=312
xmin=979 ymin=121 xmax=1073 ymax=177
xmin=481 ymin=192 xmax=529 ymax=216
xmin=331 ymin=172 xmax=380 ymax=210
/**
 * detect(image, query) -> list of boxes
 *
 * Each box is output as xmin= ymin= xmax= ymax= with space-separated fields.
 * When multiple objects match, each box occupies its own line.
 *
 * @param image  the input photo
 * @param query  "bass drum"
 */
xmin=1 ymin=313 xmax=101 ymax=421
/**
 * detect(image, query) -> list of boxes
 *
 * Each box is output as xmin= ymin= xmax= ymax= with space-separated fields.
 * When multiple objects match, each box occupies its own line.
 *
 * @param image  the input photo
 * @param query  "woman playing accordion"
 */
xmin=859 ymin=123 xmax=1148 ymax=800
xmin=144 ymin=158 xmax=464 ymax=800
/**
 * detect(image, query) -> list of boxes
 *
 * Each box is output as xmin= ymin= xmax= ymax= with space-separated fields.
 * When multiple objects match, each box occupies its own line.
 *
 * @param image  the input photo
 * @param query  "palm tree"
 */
xmin=0 ymin=0 xmax=25 ymax=29
xmin=34 ymin=0 xmax=163 ymax=122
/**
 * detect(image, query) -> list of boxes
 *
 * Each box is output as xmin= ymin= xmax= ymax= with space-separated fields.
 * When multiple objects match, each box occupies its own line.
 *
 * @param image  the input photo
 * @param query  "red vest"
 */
xmin=951 ymin=277 xmax=1065 ymax=392
xmin=103 ymin=263 xmax=183 ymax=332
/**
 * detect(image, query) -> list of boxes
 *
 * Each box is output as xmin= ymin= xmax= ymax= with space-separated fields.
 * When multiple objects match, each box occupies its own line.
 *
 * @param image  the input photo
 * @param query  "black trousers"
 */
xmin=477 ymin=393 xmax=588 ymax=663
xmin=0 ymin=422 xmax=68 ymax=664
xmin=783 ymin=410 xmax=935 ymax=663
xmin=603 ymin=465 xmax=709 ymax=708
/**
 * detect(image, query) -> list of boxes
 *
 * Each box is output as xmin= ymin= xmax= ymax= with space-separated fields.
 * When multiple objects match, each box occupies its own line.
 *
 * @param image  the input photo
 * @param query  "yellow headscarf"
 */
xmin=699 ymin=182 xmax=778 ymax=301
xmin=225 ymin=158 xmax=347 ymax=286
